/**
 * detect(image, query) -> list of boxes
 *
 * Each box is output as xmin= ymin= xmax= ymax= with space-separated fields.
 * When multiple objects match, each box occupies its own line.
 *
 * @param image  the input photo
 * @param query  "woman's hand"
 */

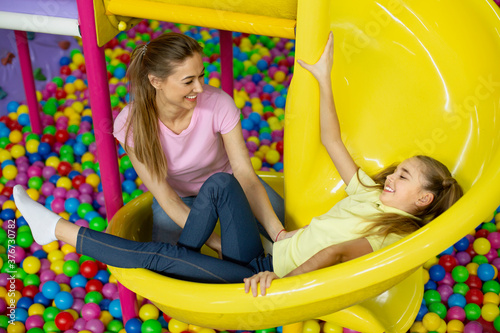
xmin=275 ymin=225 xmax=308 ymax=242
xmin=297 ymin=31 xmax=334 ymax=83
xmin=244 ymin=271 xmax=280 ymax=297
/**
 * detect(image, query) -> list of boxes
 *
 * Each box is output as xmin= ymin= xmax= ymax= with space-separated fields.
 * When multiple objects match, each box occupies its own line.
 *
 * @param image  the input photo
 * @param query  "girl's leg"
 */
xmin=151 ymin=196 xmax=195 ymax=244
xmin=178 ymin=173 xmax=264 ymax=265
xmin=14 ymin=185 xmax=256 ymax=283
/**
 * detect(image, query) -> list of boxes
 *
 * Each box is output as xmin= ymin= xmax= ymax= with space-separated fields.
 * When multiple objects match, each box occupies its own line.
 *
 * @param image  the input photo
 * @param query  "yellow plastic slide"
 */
xmin=105 ymin=0 xmax=500 ymax=331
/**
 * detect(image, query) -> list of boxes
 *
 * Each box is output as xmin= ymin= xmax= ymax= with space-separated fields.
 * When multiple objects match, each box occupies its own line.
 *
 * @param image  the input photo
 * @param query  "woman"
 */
xmin=113 ymin=32 xmax=287 ymax=252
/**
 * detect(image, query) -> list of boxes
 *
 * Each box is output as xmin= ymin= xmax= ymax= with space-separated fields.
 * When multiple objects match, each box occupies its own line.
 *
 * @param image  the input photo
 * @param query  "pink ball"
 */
xmin=40 ymin=258 xmax=51 ymax=271
xmin=0 ymin=299 xmax=6 ymax=314
xmin=79 ymin=183 xmax=94 ymax=195
xmin=42 ymin=166 xmax=57 ymax=180
xmin=81 ymin=303 xmax=101 ymax=320
xmin=95 ymin=192 xmax=105 ymax=207
xmin=51 ymin=198 xmax=66 ymax=214
xmin=102 ymin=283 xmax=118 ymax=299
xmin=55 ymin=274 xmax=71 ymax=284
xmin=0 ymin=274 xmax=9 ymax=287
xmin=71 ymin=287 xmax=87 ymax=299
xmin=46 ymin=82 xmax=57 ymax=93
xmin=437 ymin=284 xmax=454 ymax=303
xmin=73 ymin=318 xmax=87 ymax=331
xmin=464 ymin=321 xmax=483 ymax=333
xmin=30 ymin=242 xmax=43 ymax=253
xmin=75 ymin=219 xmax=89 ymax=228
xmin=246 ymin=141 xmax=258 ymax=153
xmin=11 ymin=246 xmax=25 ymax=264
xmin=71 ymin=298 xmax=86 ymax=313
xmin=78 ymin=194 xmax=93 ymax=204
xmin=85 ymin=319 xmax=105 ymax=333
xmin=39 ymin=269 xmax=56 ymax=283
xmin=438 ymin=272 xmax=455 ymax=286
xmin=486 ymin=248 xmax=498 ymax=262
xmin=447 ymin=306 xmax=466 ymax=321
xmin=53 ymin=187 xmax=67 ymax=199
xmin=488 ymin=232 xmax=500 ymax=249
xmin=64 ymin=252 xmax=80 ymax=262
xmin=244 ymin=82 xmax=256 ymax=94
xmin=25 ymin=315 xmax=45 ymax=329
xmin=66 ymin=189 xmax=79 ymax=199
xmin=27 ymin=166 xmax=43 ymax=178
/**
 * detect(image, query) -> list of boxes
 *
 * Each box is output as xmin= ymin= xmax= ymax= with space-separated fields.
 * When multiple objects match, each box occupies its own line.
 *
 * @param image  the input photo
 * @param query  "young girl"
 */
xmin=13 ymin=32 xmax=463 ymax=297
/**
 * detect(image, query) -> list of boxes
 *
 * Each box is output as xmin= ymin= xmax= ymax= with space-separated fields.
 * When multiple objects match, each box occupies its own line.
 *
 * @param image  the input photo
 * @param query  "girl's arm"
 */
xmin=298 ymin=32 xmax=358 ymax=186
xmin=124 ymin=144 xmax=222 ymax=255
xmin=222 ymin=124 xmax=292 ymax=242
xmin=244 ymin=238 xmax=373 ymax=296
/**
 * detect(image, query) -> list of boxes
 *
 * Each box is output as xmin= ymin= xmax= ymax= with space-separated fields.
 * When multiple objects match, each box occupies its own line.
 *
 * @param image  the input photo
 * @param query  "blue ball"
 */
xmin=108 ymin=299 xmax=122 ymax=319
xmin=122 ymin=180 xmax=137 ymax=194
xmin=447 ymin=293 xmax=466 ymax=308
xmin=33 ymin=292 xmax=50 ymax=306
xmin=59 ymin=56 xmax=71 ymax=66
xmin=237 ymin=52 xmax=249 ymax=62
xmin=84 ymin=210 xmax=100 ymax=222
xmin=70 ymin=274 xmax=88 ymax=288
xmin=454 ymin=237 xmax=470 ymax=252
xmin=54 ymin=291 xmax=74 ymax=310
xmin=81 ymin=116 xmax=93 ymax=124
xmin=66 ymin=75 xmax=77 ymax=83
xmin=124 ymin=168 xmax=138 ymax=181
xmin=64 ymin=198 xmax=80 ymax=214
xmin=263 ymin=84 xmax=275 ymax=94
xmin=17 ymin=114 xmax=30 ymax=126
xmin=37 ymin=142 xmax=51 ymax=156
xmin=0 ymin=209 xmax=15 ymax=221
xmin=94 ymin=270 xmax=110 ymax=284
xmin=16 ymin=216 xmax=27 ymax=228
xmin=274 ymin=96 xmax=286 ymax=108
xmin=41 ymin=280 xmax=61 ymax=299
xmin=439 ymin=246 xmax=454 ymax=256
xmin=256 ymin=60 xmax=268 ymax=71
xmin=259 ymin=133 xmax=272 ymax=142
xmin=0 ymin=127 xmax=10 ymax=138
xmin=429 ymin=264 xmax=446 ymax=282
xmin=45 ymin=196 xmax=54 ymax=209
xmin=241 ymin=118 xmax=254 ymax=131
xmin=259 ymin=120 xmax=269 ymax=129
xmin=69 ymin=213 xmax=80 ymax=223
xmin=13 ymin=308 xmax=28 ymax=323
xmin=16 ymin=297 xmax=33 ymax=311
xmin=49 ymin=175 xmax=60 ymax=184
xmin=424 ymin=280 xmax=437 ymax=291
xmin=273 ymin=162 xmax=284 ymax=171
xmin=251 ymin=73 xmax=262 ymax=84
xmin=262 ymin=100 xmax=271 ymax=107
xmin=125 ymin=317 xmax=142 ymax=333
xmin=248 ymin=112 xmax=262 ymax=125
xmin=6 ymin=101 xmax=20 ymax=113
xmin=73 ymin=142 xmax=87 ymax=156
xmin=207 ymin=64 xmax=218 ymax=73
xmin=99 ymin=299 xmax=111 ymax=311
xmin=1 ymin=160 xmax=14 ymax=168
xmin=68 ymin=170 xmax=80 ymax=180
xmin=477 ymin=263 xmax=495 ymax=281
xmin=32 ymin=249 xmax=47 ymax=259
xmin=113 ymin=67 xmax=127 ymax=80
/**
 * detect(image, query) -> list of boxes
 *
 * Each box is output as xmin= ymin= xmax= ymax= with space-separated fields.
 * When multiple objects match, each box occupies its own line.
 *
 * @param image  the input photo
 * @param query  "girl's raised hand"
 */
xmin=297 ymin=31 xmax=334 ymax=82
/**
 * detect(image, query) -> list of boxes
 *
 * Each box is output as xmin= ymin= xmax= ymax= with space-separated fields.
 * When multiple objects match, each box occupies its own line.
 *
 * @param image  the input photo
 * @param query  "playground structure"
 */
xmin=2 ymin=0 xmax=500 ymax=332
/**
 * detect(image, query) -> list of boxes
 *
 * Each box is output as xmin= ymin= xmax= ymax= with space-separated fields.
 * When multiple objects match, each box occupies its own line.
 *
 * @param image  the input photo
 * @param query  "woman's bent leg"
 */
xmin=151 ymin=196 xmax=195 ymax=244
xmin=77 ymin=228 xmax=256 ymax=283
xmin=178 ymin=173 xmax=264 ymax=265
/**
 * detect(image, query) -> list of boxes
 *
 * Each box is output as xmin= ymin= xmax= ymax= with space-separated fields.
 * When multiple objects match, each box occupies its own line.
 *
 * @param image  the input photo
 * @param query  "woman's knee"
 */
xmin=203 ymin=172 xmax=238 ymax=192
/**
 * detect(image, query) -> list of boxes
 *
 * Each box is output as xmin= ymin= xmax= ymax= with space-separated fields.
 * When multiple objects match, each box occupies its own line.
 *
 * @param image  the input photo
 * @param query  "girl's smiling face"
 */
xmin=379 ymin=157 xmax=435 ymax=214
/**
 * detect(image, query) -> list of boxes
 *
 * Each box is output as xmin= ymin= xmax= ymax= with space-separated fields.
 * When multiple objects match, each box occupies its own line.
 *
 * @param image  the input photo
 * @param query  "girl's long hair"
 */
xmin=359 ymin=155 xmax=463 ymax=238
xmin=124 ymin=33 xmax=203 ymax=181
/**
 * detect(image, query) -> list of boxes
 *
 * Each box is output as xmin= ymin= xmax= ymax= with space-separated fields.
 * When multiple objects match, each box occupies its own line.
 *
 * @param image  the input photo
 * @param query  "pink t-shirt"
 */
xmin=113 ymin=85 xmax=241 ymax=197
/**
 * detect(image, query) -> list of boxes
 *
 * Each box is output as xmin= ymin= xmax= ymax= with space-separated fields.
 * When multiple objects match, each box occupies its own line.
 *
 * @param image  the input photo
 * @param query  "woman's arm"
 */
xmin=124 ymin=144 xmax=222 ymax=254
xmin=244 ymin=238 xmax=373 ymax=296
xmin=298 ymin=32 xmax=358 ymax=186
xmin=222 ymin=124 xmax=290 ymax=242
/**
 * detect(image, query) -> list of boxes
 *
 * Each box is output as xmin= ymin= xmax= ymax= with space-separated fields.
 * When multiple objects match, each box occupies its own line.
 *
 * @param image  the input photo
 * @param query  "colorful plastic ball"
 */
xmin=474 ymin=238 xmax=492 ymax=255
xmin=3 ymin=165 xmax=17 ymax=180
xmin=41 ymin=281 xmax=60 ymax=299
xmin=447 ymin=293 xmax=467 ymax=308
xmin=138 ymin=304 xmax=159 ymax=321
xmin=125 ymin=318 xmax=142 ymax=333
xmin=89 ymin=217 xmax=107 ymax=232
xmin=77 ymin=203 xmax=94 ymax=219
xmin=54 ymin=311 xmax=75 ymax=331
xmin=428 ymin=302 xmax=447 ymax=319
xmin=22 ymin=257 xmax=41 ymax=274
xmin=80 ymin=260 xmax=98 ymax=279
xmin=483 ymin=280 xmax=500 ymax=293
xmin=84 ymin=291 xmax=103 ymax=304
xmin=62 ymin=260 xmax=79 ymax=277
xmin=423 ymin=290 xmax=441 ymax=305
xmin=477 ymin=263 xmax=496 ymax=281
xmin=166 ymin=319 xmax=188 ymax=333
xmin=81 ymin=302 xmax=101 ymax=320
xmin=464 ymin=321 xmax=483 ymax=333
xmin=452 ymin=265 xmax=469 ymax=283
xmin=429 ymin=265 xmax=446 ymax=282
xmin=108 ymin=299 xmax=121 ymax=319
xmin=42 ymin=306 xmax=60 ymax=322
xmin=141 ymin=319 xmax=161 ymax=333
xmin=54 ymin=291 xmax=73 ymax=310
xmin=481 ymin=302 xmax=500 ymax=322
xmin=422 ymin=312 xmax=441 ymax=331
xmin=25 ymin=315 xmax=44 ymax=330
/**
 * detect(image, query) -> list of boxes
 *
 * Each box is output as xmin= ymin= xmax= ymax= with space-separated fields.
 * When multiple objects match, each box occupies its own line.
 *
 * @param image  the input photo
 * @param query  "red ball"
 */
xmin=465 ymin=244 xmax=477 ymax=258
xmin=55 ymin=311 xmax=75 ymax=330
xmin=57 ymin=162 xmax=72 ymax=177
xmin=1 ymin=187 xmax=13 ymax=197
xmin=85 ymin=279 xmax=103 ymax=293
xmin=466 ymin=275 xmax=483 ymax=290
xmin=118 ymin=53 xmax=130 ymax=64
xmin=260 ymin=93 xmax=272 ymax=102
xmin=278 ymin=59 xmax=289 ymax=67
xmin=78 ymin=64 xmax=87 ymax=74
xmin=162 ymin=313 xmax=172 ymax=323
xmin=276 ymin=141 xmax=284 ymax=155
xmin=60 ymin=66 xmax=72 ymax=76
xmin=233 ymin=36 xmax=242 ymax=46
xmin=476 ymin=229 xmax=490 ymax=239
xmin=55 ymin=88 xmax=67 ymax=100
xmin=71 ymin=175 xmax=86 ymax=189
xmin=22 ymin=285 xmax=39 ymax=298
xmin=0 ymin=116 xmax=9 ymax=124
xmin=263 ymin=112 xmax=275 ymax=120
xmin=13 ymin=279 xmax=24 ymax=291
xmin=438 ymin=255 xmax=458 ymax=272
xmin=55 ymin=130 xmax=69 ymax=143
xmin=96 ymin=261 xmax=107 ymax=270
xmin=107 ymin=71 xmax=113 ymax=81
xmin=41 ymin=134 xmax=56 ymax=146
xmin=80 ymin=260 xmax=98 ymax=279
xmin=209 ymin=54 xmax=220 ymax=62
xmin=5 ymin=143 xmax=14 ymax=151
xmin=106 ymin=39 xmax=119 ymax=49
xmin=465 ymin=288 xmax=484 ymax=305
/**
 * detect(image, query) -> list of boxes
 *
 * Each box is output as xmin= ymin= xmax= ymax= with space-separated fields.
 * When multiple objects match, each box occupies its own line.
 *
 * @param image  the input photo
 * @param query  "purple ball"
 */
xmin=464 ymin=321 xmax=483 ymax=333
xmin=30 ymin=242 xmax=43 ymax=253
xmin=78 ymin=194 xmax=93 ymax=204
xmin=0 ymin=273 xmax=10 ymax=287
xmin=15 ymin=156 xmax=29 ymax=166
xmin=25 ymin=315 xmax=44 ymax=329
xmin=53 ymin=187 xmax=67 ymax=199
xmin=51 ymin=198 xmax=65 ymax=214
xmin=42 ymin=166 xmax=57 ymax=180
xmin=95 ymin=192 xmax=105 ymax=206
xmin=81 ymin=169 xmax=95 ymax=178
xmin=73 ymin=318 xmax=87 ymax=331
xmin=41 ymin=182 xmax=55 ymax=197
xmin=11 ymin=246 xmax=25 ymax=264
xmin=40 ymin=259 xmax=51 ymax=271
xmin=39 ymin=269 xmax=56 ymax=283
xmin=455 ymin=251 xmax=471 ymax=265
xmin=439 ymin=272 xmax=455 ymax=286
xmin=55 ymin=273 xmax=71 ymax=284
xmin=0 ymin=299 xmax=6 ymax=316
xmin=102 ymin=283 xmax=118 ymax=299
xmin=66 ymin=189 xmax=80 ymax=199
xmin=85 ymin=319 xmax=105 ymax=333
xmin=5 ymin=180 xmax=16 ymax=188
xmin=98 ymin=207 xmax=107 ymax=217
xmin=437 ymin=284 xmax=454 ymax=303
xmin=0 ymin=195 xmax=7 ymax=207
xmin=79 ymin=183 xmax=94 ymax=195
xmin=71 ymin=298 xmax=85 ymax=312
xmin=71 ymin=287 xmax=87 ymax=299
xmin=15 ymin=172 xmax=29 ymax=186
xmin=64 ymin=252 xmax=80 ymax=262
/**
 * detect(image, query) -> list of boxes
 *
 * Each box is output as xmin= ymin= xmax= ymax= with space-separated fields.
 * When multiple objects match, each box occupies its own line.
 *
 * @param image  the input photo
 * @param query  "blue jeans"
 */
xmin=152 ymin=176 xmax=285 ymax=244
xmin=75 ymin=173 xmax=273 ymax=283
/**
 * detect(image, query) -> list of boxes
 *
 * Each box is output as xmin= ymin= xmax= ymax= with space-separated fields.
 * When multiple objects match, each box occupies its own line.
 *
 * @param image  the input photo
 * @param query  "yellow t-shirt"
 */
xmin=272 ymin=169 xmax=416 ymax=278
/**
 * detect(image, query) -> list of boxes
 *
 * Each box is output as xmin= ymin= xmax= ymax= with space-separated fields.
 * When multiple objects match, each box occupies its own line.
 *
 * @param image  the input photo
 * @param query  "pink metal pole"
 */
xmin=219 ymin=30 xmax=234 ymax=97
xmin=14 ymin=31 xmax=42 ymax=134
xmin=75 ymin=0 xmax=136 ymax=322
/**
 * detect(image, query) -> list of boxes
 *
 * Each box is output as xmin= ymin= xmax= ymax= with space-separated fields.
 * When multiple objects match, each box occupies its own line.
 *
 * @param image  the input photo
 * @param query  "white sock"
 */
xmin=13 ymin=185 xmax=60 ymax=245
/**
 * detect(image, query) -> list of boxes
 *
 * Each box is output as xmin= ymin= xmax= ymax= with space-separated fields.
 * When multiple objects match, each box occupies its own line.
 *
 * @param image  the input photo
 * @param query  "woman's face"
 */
xmin=150 ymin=52 xmax=205 ymax=114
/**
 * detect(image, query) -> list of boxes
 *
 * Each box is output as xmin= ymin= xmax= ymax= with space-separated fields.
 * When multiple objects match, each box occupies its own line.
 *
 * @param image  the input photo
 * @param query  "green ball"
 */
xmin=247 ymin=66 xmax=258 ymax=75
xmin=482 ymin=222 xmax=497 ymax=232
xmin=52 ymin=77 xmax=64 ymax=88
xmin=494 ymin=315 xmax=500 ymax=332
xmin=70 ymin=49 xmax=82 ymax=57
xmin=77 ymin=203 xmax=94 ymax=218
xmin=22 ymin=126 xmax=32 ymax=134
xmin=1 ymin=261 xmax=16 ymax=274
xmin=16 ymin=231 xmax=34 ymax=248
xmin=42 ymin=102 xmax=57 ymax=116
xmin=25 ymin=134 xmax=40 ymax=142
xmin=0 ymin=138 xmax=10 ymax=149
xmin=43 ymin=125 xmax=57 ymax=135
xmin=15 ymin=267 xmax=27 ymax=280
xmin=0 ymin=229 xmax=7 ymax=245
xmin=89 ymin=217 xmax=107 ymax=232
xmin=483 ymin=280 xmax=500 ymax=294
xmin=82 ymin=161 xmax=94 ymax=170
xmin=259 ymin=36 xmax=270 ymax=44
xmin=123 ymin=192 xmax=131 ymax=204
xmin=93 ymin=162 xmax=100 ymax=173
xmin=27 ymin=328 xmax=45 ymax=333
xmin=451 ymin=265 xmax=469 ymax=283
xmin=116 ymin=86 xmax=128 ymax=98
xmin=428 ymin=302 xmax=447 ymax=319
xmin=116 ymin=32 xmax=128 ymax=42
xmin=0 ymin=316 xmax=9 ymax=328
xmin=85 ymin=291 xmax=104 ymax=304
xmin=126 ymin=41 xmax=136 ymax=49
xmin=275 ymin=84 xmax=286 ymax=92
xmin=141 ymin=34 xmax=151 ymax=43
xmin=43 ymin=307 xmax=60 ymax=321
xmin=82 ymin=133 xmax=95 ymax=146
xmin=24 ymin=274 xmax=41 ymax=286
xmin=259 ymin=127 xmax=272 ymax=135
xmin=110 ymin=95 xmax=120 ymax=108
xmin=60 ymin=154 xmax=75 ymax=164
xmin=141 ymin=319 xmax=162 ymax=333
xmin=423 ymin=289 xmax=441 ymax=305
xmin=248 ymin=35 xmax=258 ymax=45
xmin=59 ymin=145 xmax=74 ymax=155
xmin=68 ymin=125 xmax=80 ymax=134
xmin=28 ymin=176 xmax=43 ymax=190
xmin=472 ymin=255 xmax=488 ymax=265
xmin=120 ymin=156 xmax=133 ymax=169
xmin=108 ymin=320 xmax=124 ymax=333
xmin=18 ymin=225 xmax=30 ymax=233
xmin=453 ymin=282 xmax=470 ymax=296
xmin=256 ymin=329 xmax=276 ymax=333
xmin=43 ymin=320 xmax=60 ymax=333
xmin=106 ymin=64 xmax=116 ymax=74
xmin=62 ymin=260 xmax=80 ymax=277
xmin=464 ymin=303 xmax=481 ymax=320
xmin=131 ymin=189 xmax=144 ymax=199
xmin=79 ymin=255 xmax=96 ymax=265
xmin=0 ymin=177 xmax=8 ymax=185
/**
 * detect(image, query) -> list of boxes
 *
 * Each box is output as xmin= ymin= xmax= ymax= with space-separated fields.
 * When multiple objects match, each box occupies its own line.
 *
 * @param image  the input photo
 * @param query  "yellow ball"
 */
xmin=252 ymin=102 xmax=264 ymax=114
xmin=23 ymin=256 xmax=41 ymax=274
xmin=81 ymin=152 xmax=95 ymax=163
xmin=2 ymin=165 xmax=18 ymax=180
xmin=273 ymin=71 xmax=287 ymax=83
xmin=265 ymin=149 xmax=281 ymax=165
xmin=466 ymin=262 xmax=479 ymax=276
xmin=47 ymin=250 xmax=64 ymax=262
xmin=5 ymin=290 xmax=22 ymax=307
xmin=86 ymin=174 xmax=101 ymax=188
xmin=473 ymin=238 xmax=491 ymax=255
xmin=72 ymin=53 xmax=85 ymax=66
xmin=64 ymin=83 xmax=76 ymax=95
xmin=138 ymin=303 xmax=160 ymax=321
xmin=50 ymin=259 xmax=65 ymax=275
xmin=10 ymin=145 xmax=25 ymax=159
xmin=484 ymin=292 xmax=500 ymax=305
xmin=250 ymin=156 xmax=262 ymax=171
xmin=8 ymin=113 xmax=18 ymax=121
xmin=66 ymin=309 xmax=79 ymax=320
xmin=42 ymin=241 xmax=59 ymax=253
xmin=16 ymin=105 xmax=28 ymax=114
xmin=323 ymin=322 xmax=343 ymax=333
xmin=258 ymin=145 xmax=270 ymax=155
xmin=247 ymin=136 xmax=260 ymax=146
xmin=28 ymin=303 xmax=45 ymax=316
xmin=167 ymin=319 xmax=188 ymax=333
xmin=197 ymin=329 xmax=215 ymax=333
xmin=234 ymin=95 xmax=246 ymax=109
xmin=302 ymin=320 xmax=320 ymax=333
xmin=36 ymin=91 xmax=42 ymax=102
xmin=61 ymin=244 xmax=76 ymax=255
xmin=59 ymin=211 xmax=70 ymax=221
xmin=59 ymin=283 xmax=71 ymax=292
xmin=56 ymin=177 xmax=72 ymax=190
xmin=100 ymin=310 xmax=114 ymax=326
xmin=409 ymin=321 xmax=427 ymax=333
xmin=25 ymin=139 xmax=39 ymax=154
xmin=46 ymin=156 xmax=61 ymax=169
xmin=7 ymin=321 xmax=25 ymax=333
xmin=437 ymin=319 xmax=447 ymax=333
xmin=422 ymin=312 xmax=441 ymax=331
xmin=2 ymin=200 xmax=16 ymax=211
xmin=25 ymin=188 xmax=40 ymax=201
xmin=208 ymin=78 xmax=221 ymax=88
xmin=73 ymin=80 xmax=87 ymax=92
xmin=447 ymin=320 xmax=464 ymax=333
xmin=482 ymin=302 xmax=500 ymax=322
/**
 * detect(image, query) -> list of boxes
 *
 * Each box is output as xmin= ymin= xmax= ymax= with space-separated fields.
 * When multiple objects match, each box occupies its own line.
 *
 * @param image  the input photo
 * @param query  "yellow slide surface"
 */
xmin=106 ymin=0 xmax=500 ymax=331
